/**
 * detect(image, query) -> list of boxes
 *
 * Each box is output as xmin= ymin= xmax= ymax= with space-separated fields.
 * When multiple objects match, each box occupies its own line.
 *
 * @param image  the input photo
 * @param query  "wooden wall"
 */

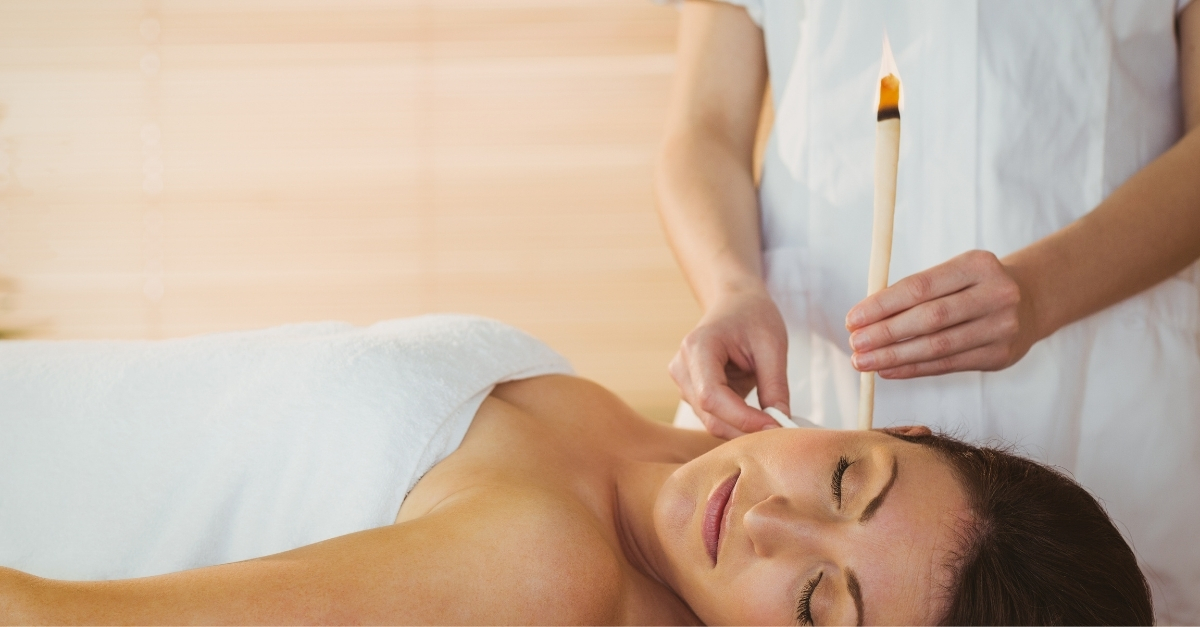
xmin=0 ymin=0 xmax=699 ymax=421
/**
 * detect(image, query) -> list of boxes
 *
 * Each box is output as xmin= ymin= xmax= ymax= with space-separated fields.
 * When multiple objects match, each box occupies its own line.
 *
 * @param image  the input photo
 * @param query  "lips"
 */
xmin=703 ymin=471 xmax=740 ymax=566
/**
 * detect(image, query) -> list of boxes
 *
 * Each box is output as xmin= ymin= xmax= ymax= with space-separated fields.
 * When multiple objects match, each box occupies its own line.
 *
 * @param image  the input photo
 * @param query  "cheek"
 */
xmin=653 ymin=471 xmax=697 ymax=554
xmin=749 ymin=432 xmax=834 ymax=487
xmin=655 ymin=441 xmax=744 ymax=549
xmin=693 ymin=561 xmax=801 ymax=626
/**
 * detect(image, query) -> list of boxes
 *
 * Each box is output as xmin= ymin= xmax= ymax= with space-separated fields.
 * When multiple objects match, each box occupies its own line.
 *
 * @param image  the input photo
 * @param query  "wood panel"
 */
xmin=0 ymin=0 xmax=698 ymax=421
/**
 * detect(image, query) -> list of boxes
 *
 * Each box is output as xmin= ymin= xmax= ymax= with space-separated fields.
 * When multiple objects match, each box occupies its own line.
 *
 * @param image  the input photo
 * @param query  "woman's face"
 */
xmin=653 ymin=427 xmax=971 ymax=625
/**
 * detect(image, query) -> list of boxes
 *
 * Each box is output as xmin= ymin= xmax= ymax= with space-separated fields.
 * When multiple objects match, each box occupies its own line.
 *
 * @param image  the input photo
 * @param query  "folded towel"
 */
xmin=0 ymin=315 xmax=573 ymax=580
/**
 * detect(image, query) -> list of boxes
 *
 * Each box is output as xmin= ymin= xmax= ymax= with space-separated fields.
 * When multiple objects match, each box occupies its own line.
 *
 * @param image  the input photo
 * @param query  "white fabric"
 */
xmin=697 ymin=0 xmax=1200 ymax=622
xmin=0 ymin=315 xmax=573 ymax=581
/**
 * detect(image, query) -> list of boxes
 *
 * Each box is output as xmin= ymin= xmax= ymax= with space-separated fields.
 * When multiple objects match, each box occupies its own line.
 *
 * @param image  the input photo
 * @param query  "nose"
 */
xmin=743 ymin=494 xmax=831 ymax=558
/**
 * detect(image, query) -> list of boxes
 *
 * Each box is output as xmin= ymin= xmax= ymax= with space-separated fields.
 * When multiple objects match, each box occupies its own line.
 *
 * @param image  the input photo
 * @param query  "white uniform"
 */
xmin=709 ymin=0 xmax=1200 ymax=622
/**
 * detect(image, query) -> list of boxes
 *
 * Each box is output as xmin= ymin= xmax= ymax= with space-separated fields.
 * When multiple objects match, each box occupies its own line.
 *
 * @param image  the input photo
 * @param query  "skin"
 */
xmin=0 ymin=375 xmax=967 ymax=625
xmin=658 ymin=0 xmax=779 ymax=439
xmin=652 ymin=425 xmax=968 ymax=626
xmin=658 ymin=0 xmax=1200 ymax=438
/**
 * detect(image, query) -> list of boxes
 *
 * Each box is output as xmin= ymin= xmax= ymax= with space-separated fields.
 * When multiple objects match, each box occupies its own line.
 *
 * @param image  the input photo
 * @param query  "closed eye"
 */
xmin=831 ymin=456 xmax=852 ymax=508
xmin=796 ymin=571 xmax=823 ymax=625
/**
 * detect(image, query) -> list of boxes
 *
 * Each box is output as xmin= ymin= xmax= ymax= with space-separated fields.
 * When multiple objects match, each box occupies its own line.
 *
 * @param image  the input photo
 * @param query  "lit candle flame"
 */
xmin=875 ymin=30 xmax=903 ymax=116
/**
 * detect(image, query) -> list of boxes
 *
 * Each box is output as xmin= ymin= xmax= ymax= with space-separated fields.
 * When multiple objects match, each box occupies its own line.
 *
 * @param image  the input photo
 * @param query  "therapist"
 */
xmin=656 ymin=0 xmax=1200 ymax=623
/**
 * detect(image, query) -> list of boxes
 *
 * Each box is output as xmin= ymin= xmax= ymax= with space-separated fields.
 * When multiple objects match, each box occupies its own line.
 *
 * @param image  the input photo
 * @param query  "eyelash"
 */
xmin=796 ymin=571 xmax=823 ymax=625
xmin=831 ymin=455 xmax=852 ymax=507
xmin=795 ymin=457 xmax=855 ymax=624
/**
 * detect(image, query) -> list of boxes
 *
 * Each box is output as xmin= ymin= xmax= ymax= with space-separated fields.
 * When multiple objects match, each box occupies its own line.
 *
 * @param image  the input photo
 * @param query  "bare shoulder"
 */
xmin=350 ymin=486 xmax=627 ymax=624
xmin=489 ymin=374 xmax=722 ymax=464
xmin=491 ymin=373 xmax=624 ymax=417
xmin=418 ymin=487 xmax=626 ymax=624
xmin=490 ymin=374 xmax=653 ymax=443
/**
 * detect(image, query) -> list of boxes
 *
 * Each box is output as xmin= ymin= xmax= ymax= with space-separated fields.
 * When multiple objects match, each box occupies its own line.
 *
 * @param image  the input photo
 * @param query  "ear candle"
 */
xmin=858 ymin=35 xmax=902 ymax=431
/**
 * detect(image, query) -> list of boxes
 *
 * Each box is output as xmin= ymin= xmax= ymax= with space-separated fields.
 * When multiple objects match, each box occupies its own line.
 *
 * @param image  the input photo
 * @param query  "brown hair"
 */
xmin=892 ymin=432 xmax=1153 ymax=626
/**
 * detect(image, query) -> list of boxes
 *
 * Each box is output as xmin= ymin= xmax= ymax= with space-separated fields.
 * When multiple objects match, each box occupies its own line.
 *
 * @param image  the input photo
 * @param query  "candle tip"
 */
xmin=876 ymin=30 xmax=903 ymax=117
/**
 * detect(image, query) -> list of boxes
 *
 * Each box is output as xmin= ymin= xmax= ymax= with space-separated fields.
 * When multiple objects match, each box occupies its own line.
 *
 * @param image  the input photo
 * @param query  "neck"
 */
xmin=611 ymin=458 xmax=700 ymax=624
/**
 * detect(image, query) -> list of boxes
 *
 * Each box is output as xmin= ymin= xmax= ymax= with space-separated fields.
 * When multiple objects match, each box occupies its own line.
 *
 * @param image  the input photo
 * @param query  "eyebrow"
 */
xmin=838 ymin=457 xmax=897 ymax=626
xmin=859 ymin=456 xmax=898 ymax=524
xmin=846 ymin=568 xmax=865 ymax=627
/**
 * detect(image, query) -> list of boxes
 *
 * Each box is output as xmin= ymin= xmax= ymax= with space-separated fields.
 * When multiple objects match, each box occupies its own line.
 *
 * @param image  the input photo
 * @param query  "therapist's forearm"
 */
xmin=656 ymin=133 xmax=765 ymax=309
xmin=655 ymin=0 xmax=768 ymax=311
xmin=1004 ymin=126 xmax=1200 ymax=341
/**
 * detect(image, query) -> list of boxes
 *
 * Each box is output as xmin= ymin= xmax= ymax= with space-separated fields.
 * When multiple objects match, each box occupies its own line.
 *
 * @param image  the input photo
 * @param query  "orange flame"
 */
xmin=876 ymin=31 xmax=903 ymax=114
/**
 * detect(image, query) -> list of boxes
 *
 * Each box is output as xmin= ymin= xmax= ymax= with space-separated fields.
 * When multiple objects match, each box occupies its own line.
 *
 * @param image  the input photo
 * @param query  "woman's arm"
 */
xmin=657 ymin=0 xmax=786 ymax=437
xmin=845 ymin=2 xmax=1200 ymax=378
xmin=9 ymin=494 xmax=618 ymax=625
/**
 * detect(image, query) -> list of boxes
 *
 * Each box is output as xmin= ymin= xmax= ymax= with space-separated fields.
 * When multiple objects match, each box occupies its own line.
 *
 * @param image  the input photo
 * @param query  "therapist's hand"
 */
xmin=845 ymin=250 xmax=1039 ymax=378
xmin=669 ymin=285 xmax=790 ymax=439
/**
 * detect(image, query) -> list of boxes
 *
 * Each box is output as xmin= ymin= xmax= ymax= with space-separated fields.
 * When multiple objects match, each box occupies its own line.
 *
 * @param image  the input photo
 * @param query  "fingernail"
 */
xmin=761 ymin=423 xmax=780 ymax=430
xmin=850 ymin=332 xmax=867 ymax=351
xmin=846 ymin=309 xmax=864 ymax=328
xmin=853 ymin=352 xmax=875 ymax=370
xmin=771 ymin=403 xmax=791 ymax=416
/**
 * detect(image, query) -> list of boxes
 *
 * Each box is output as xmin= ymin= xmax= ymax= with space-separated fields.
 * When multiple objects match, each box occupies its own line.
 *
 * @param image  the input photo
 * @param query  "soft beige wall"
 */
xmin=0 ymin=0 xmax=699 ymax=422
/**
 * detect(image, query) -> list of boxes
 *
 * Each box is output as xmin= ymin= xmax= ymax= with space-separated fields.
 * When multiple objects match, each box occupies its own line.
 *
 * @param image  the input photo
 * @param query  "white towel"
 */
xmin=0 ymin=315 xmax=573 ymax=580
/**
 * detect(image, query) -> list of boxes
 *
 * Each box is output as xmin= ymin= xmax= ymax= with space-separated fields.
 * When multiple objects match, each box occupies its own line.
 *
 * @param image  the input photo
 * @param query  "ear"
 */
xmin=879 ymin=425 xmax=932 ymax=437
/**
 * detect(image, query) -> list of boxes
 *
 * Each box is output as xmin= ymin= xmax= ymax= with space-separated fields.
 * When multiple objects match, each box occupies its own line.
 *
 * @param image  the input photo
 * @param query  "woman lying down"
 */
xmin=0 ymin=315 xmax=1151 ymax=625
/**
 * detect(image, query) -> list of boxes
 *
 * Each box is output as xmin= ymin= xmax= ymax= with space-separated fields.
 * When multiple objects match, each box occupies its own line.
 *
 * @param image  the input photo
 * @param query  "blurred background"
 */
xmin=0 ymin=0 xmax=701 ymax=422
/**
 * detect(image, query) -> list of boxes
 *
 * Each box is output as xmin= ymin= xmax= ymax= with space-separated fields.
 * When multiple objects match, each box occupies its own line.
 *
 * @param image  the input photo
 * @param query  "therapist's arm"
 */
xmin=656 ymin=0 xmax=784 ymax=437
xmin=846 ymin=2 xmax=1200 ymax=378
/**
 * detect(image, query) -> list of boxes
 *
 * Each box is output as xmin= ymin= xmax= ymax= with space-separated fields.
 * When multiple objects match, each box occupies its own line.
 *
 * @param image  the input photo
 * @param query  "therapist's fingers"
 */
xmin=672 ymin=355 xmax=744 ymax=439
xmin=749 ymin=331 xmax=790 ymax=419
xmin=851 ymin=313 xmax=1014 ymax=373
xmin=848 ymin=287 xmax=997 ymax=354
xmin=845 ymin=250 xmax=993 ymax=330
xmin=669 ymin=344 xmax=753 ymax=439
xmin=688 ymin=346 xmax=778 ymax=434
xmin=875 ymin=341 xmax=1016 ymax=379
xmin=697 ymin=403 xmax=753 ymax=440
xmin=669 ymin=285 xmax=790 ymax=437
xmin=846 ymin=249 xmax=1038 ymax=378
